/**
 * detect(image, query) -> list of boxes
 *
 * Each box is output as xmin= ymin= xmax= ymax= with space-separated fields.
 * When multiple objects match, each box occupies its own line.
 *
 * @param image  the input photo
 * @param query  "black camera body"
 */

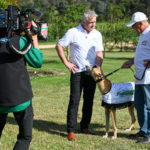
xmin=0 ymin=5 xmax=48 ymax=55
xmin=0 ymin=5 xmax=48 ymax=40
xmin=0 ymin=5 xmax=20 ymax=32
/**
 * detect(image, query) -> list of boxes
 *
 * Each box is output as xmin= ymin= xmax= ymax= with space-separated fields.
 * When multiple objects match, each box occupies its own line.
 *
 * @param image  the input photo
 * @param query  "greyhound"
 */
xmin=86 ymin=66 xmax=136 ymax=139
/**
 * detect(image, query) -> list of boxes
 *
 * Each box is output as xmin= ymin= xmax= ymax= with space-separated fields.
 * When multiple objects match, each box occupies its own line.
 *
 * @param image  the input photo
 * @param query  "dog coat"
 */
xmin=102 ymin=82 xmax=135 ymax=108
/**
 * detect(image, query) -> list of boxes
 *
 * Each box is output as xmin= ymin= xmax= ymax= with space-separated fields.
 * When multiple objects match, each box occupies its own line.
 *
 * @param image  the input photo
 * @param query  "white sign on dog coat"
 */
xmin=102 ymin=82 xmax=135 ymax=104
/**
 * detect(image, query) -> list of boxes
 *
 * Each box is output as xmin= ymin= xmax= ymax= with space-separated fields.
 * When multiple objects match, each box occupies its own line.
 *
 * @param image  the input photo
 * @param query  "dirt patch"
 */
xmin=28 ymin=70 xmax=65 ymax=77
xmin=39 ymin=44 xmax=55 ymax=49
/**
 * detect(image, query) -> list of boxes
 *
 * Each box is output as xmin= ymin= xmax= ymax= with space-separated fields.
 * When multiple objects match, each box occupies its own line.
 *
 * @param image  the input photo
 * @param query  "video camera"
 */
xmin=0 ymin=5 xmax=48 ymax=55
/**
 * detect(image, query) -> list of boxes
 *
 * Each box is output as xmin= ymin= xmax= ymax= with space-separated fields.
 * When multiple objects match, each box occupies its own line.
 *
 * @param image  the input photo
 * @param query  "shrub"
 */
xmin=96 ymin=22 xmax=138 ymax=51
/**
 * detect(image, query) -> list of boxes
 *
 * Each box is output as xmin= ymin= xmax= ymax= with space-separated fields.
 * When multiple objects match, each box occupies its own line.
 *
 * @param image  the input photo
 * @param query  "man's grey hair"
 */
xmin=82 ymin=9 xmax=98 ymax=21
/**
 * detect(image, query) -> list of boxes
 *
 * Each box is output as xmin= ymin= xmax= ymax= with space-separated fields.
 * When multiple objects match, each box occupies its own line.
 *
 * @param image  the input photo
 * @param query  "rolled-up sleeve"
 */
xmin=20 ymin=36 xmax=43 ymax=68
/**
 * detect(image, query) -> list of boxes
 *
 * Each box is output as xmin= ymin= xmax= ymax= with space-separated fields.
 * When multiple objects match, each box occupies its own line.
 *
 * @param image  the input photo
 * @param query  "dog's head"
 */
xmin=86 ymin=66 xmax=104 ymax=82
xmin=86 ymin=66 xmax=111 ymax=94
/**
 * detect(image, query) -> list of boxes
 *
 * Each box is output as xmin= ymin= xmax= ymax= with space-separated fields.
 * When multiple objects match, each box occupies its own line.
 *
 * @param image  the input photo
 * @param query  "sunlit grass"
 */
xmin=1 ymin=48 xmax=150 ymax=150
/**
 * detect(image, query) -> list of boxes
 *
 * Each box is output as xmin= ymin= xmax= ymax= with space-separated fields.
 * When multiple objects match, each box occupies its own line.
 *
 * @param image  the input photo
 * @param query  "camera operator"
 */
xmin=0 ymin=20 xmax=43 ymax=150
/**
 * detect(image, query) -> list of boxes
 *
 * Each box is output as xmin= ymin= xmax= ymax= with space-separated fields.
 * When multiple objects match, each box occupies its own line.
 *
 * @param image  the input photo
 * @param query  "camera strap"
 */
xmin=6 ymin=20 xmax=32 ymax=55
xmin=8 ymin=34 xmax=32 ymax=55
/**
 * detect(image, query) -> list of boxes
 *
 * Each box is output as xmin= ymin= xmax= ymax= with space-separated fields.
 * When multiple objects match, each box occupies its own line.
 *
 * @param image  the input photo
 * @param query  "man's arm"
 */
xmin=121 ymin=58 xmax=134 ymax=69
xmin=22 ymin=21 xmax=43 ymax=68
xmin=55 ymin=43 xmax=77 ymax=73
xmin=29 ymin=21 xmax=39 ymax=49
xmin=32 ymin=35 xmax=39 ymax=49
xmin=96 ymin=51 xmax=103 ymax=70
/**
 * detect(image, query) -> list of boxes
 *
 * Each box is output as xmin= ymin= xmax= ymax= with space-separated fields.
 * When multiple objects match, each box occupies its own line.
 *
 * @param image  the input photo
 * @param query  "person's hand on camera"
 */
xmin=28 ymin=21 xmax=38 ymax=36
xmin=28 ymin=21 xmax=39 ymax=49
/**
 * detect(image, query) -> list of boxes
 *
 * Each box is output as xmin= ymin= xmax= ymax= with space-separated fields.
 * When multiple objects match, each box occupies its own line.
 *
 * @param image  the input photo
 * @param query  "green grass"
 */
xmin=39 ymin=41 xmax=56 ymax=45
xmin=1 ymin=48 xmax=150 ymax=150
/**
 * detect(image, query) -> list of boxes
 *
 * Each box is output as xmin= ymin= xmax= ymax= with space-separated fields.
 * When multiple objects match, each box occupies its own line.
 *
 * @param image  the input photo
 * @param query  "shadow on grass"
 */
xmin=7 ymin=116 xmax=66 ymax=137
xmin=43 ymin=60 xmax=61 ymax=64
xmin=6 ymin=116 xmax=136 ymax=139
xmin=33 ymin=119 xmax=67 ymax=137
xmin=105 ymin=57 xmax=132 ymax=60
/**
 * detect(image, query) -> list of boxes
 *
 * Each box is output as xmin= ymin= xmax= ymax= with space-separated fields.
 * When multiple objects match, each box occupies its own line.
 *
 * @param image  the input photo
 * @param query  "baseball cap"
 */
xmin=126 ymin=12 xmax=148 ymax=27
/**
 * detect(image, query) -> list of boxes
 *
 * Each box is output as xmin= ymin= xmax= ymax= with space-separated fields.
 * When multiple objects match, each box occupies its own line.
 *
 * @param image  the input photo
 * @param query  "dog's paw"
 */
xmin=112 ymin=136 xmax=117 ymax=139
xmin=124 ymin=128 xmax=131 ymax=132
xmin=103 ymin=134 xmax=108 ymax=138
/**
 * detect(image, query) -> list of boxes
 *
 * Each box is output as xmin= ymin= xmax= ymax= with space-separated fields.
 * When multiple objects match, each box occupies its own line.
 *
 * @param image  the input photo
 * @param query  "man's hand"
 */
xmin=121 ymin=58 xmax=134 ymax=69
xmin=65 ymin=62 xmax=78 ymax=74
xmin=28 ymin=21 xmax=39 ymax=49
xmin=144 ymin=60 xmax=150 ymax=68
xmin=28 ymin=21 xmax=38 ymax=36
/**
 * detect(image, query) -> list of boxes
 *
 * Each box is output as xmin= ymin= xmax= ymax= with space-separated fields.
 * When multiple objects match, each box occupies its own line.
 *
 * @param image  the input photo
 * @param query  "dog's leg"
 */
xmin=103 ymin=108 xmax=110 ymax=138
xmin=125 ymin=105 xmax=136 ymax=132
xmin=110 ymin=109 xmax=117 ymax=139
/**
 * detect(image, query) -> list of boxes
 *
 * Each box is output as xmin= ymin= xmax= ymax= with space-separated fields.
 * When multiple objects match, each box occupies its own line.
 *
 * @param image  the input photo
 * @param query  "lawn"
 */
xmin=1 ymin=48 xmax=150 ymax=150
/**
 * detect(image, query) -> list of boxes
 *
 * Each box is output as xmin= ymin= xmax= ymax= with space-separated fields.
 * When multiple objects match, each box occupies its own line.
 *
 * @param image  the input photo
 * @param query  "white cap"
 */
xmin=127 ymin=12 xmax=148 ymax=27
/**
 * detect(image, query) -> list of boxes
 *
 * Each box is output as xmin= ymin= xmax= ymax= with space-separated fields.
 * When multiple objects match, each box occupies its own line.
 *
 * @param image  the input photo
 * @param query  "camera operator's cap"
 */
xmin=127 ymin=12 xmax=148 ymax=27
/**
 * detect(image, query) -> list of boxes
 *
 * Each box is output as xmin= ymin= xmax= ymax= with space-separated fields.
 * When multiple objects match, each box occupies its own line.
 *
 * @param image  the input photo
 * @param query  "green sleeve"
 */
xmin=20 ymin=36 xmax=43 ymax=68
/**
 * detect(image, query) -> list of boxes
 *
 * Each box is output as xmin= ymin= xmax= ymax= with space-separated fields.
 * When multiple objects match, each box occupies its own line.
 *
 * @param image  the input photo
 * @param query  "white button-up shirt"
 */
xmin=58 ymin=24 xmax=104 ymax=72
xmin=134 ymin=25 xmax=150 ymax=84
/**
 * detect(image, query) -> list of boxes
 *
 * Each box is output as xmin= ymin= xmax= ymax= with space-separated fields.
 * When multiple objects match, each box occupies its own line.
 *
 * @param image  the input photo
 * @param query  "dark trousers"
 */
xmin=67 ymin=71 xmax=96 ymax=132
xmin=0 ymin=104 xmax=33 ymax=150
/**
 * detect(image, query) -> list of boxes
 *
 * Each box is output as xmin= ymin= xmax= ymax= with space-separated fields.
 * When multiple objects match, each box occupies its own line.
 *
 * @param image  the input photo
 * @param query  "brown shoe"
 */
xmin=81 ymin=129 xmax=95 ymax=135
xmin=67 ymin=132 xmax=75 ymax=141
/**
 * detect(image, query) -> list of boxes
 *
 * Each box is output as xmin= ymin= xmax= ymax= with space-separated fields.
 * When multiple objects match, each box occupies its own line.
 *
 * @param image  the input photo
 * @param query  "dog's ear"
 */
xmin=98 ymin=73 xmax=101 ymax=76
xmin=85 ymin=66 xmax=92 ymax=76
xmin=86 ymin=66 xmax=92 ymax=71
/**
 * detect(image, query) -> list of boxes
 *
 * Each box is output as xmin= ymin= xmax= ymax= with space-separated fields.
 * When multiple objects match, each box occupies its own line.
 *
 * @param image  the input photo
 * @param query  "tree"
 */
xmin=107 ymin=3 xmax=125 ymax=21
xmin=0 ymin=0 xmax=18 ymax=9
xmin=49 ymin=1 xmax=89 ymax=40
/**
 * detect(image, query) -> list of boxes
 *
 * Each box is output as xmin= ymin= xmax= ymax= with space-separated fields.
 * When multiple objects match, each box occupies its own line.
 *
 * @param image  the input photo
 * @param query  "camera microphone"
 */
xmin=25 ymin=8 xmax=42 ymax=17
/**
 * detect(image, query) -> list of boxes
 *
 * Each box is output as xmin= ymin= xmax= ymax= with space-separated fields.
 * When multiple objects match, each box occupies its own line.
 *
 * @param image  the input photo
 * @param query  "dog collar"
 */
xmin=95 ymin=76 xmax=106 ymax=83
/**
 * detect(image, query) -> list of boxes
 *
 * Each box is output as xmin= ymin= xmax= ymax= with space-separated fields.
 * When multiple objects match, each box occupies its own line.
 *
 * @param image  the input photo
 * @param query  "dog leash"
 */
xmin=96 ymin=67 xmax=121 ymax=83
xmin=96 ymin=61 xmax=150 ymax=83
xmin=129 ymin=61 xmax=150 ymax=80
xmin=104 ymin=67 xmax=121 ymax=78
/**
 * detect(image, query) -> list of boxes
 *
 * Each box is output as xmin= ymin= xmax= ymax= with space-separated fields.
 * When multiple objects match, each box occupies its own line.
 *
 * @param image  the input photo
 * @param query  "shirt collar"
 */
xmin=141 ymin=25 xmax=150 ymax=35
xmin=77 ymin=24 xmax=94 ymax=34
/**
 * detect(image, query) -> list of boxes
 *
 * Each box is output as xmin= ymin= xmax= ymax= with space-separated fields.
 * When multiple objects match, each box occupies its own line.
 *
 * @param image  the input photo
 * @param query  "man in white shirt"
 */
xmin=56 ymin=9 xmax=103 ymax=141
xmin=122 ymin=12 xmax=150 ymax=144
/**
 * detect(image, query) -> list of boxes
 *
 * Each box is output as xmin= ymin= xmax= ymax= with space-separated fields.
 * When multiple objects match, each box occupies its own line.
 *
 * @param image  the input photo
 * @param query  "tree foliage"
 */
xmin=48 ymin=1 xmax=89 ymax=40
xmin=2 ymin=0 xmax=149 ymax=22
xmin=0 ymin=0 xmax=148 ymax=52
xmin=0 ymin=0 xmax=18 ymax=9
xmin=96 ymin=22 xmax=139 ymax=52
